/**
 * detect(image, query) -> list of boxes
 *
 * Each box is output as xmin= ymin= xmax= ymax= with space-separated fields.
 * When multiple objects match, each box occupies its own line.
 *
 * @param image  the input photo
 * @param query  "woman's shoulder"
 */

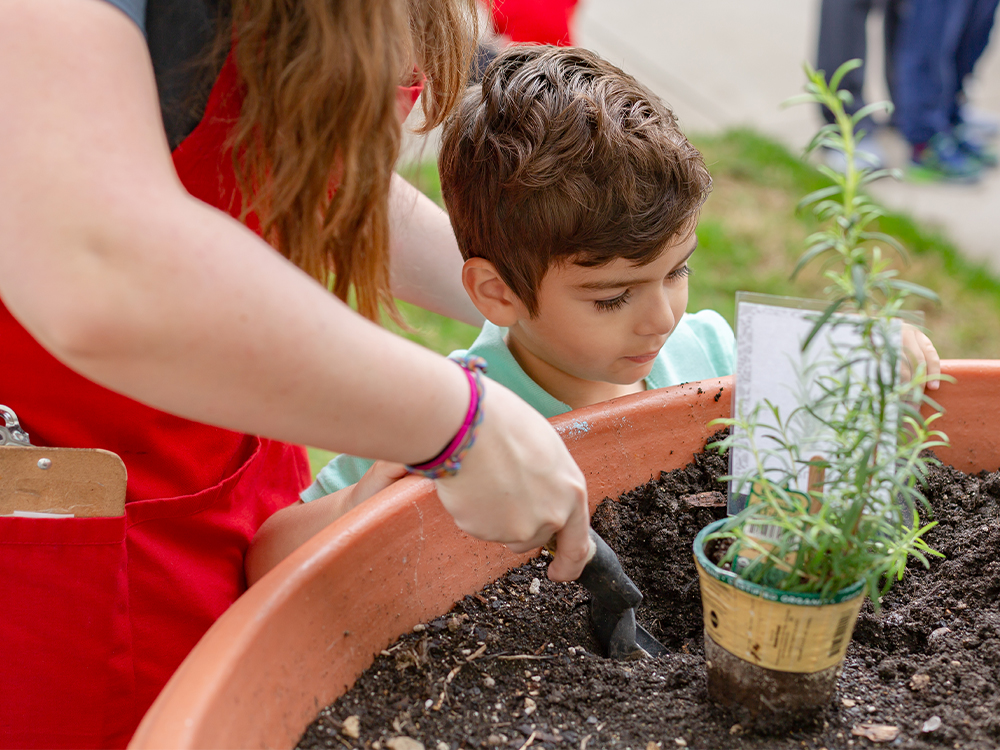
xmin=96 ymin=0 xmax=225 ymax=149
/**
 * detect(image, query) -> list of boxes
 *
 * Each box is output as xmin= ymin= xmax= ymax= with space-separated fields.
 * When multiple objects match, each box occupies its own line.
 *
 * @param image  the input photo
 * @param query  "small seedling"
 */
xmin=710 ymin=61 xmax=948 ymax=606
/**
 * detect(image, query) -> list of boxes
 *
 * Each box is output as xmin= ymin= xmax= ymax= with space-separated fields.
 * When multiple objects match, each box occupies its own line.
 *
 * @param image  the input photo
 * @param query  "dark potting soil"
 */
xmin=298 ymin=438 xmax=1000 ymax=750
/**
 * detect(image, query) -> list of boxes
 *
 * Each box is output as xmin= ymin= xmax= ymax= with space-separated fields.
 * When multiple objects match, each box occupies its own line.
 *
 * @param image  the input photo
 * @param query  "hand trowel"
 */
xmin=548 ymin=528 xmax=666 ymax=659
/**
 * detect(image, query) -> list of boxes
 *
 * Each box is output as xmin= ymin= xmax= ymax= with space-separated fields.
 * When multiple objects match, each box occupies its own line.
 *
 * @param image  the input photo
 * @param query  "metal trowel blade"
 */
xmin=635 ymin=621 xmax=667 ymax=657
xmin=591 ymin=601 xmax=667 ymax=660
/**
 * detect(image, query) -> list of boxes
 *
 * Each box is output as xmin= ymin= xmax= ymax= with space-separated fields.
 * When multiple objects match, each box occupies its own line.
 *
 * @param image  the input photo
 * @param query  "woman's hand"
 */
xmin=434 ymin=379 xmax=591 ymax=582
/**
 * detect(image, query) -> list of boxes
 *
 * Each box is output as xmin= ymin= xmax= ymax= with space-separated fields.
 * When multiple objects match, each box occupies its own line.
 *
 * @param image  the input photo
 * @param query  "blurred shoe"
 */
xmin=909 ymin=133 xmax=983 ymax=184
xmin=957 ymin=136 xmax=998 ymax=168
xmin=957 ymin=104 xmax=999 ymax=141
xmin=822 ymin=134 xmax=886 ymax=174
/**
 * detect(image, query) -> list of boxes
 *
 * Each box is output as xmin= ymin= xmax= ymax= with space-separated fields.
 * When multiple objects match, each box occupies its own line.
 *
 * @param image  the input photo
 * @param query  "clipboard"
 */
xmin=0 ymin=446 xmax=127 ymax=518
xmin=0 ymin=405 xmax=127 ymax=517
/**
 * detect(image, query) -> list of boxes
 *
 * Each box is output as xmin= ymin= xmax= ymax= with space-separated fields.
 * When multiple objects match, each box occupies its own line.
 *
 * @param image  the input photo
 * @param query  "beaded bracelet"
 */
xmin=405 ymin=355 xmax=488 ymax=479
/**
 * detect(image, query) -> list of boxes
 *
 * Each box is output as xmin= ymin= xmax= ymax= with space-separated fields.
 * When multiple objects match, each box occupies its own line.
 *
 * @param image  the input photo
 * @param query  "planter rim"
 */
xmin=694 ymin=519 xmax=865 ymax=606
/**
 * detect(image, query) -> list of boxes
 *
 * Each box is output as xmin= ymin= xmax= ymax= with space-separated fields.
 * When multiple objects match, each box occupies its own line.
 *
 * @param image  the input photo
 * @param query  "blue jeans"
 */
xmin=817 ymin=0 xmax=900 ymax=133
xmin=893 ymin=0 xmax=998 ymax=144
xmin=952 ymin=0 xmax=1000 ymax=124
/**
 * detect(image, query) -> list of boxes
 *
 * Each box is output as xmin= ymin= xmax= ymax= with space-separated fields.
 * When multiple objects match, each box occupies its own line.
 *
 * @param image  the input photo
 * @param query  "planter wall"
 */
xmin=130 ymin=361 xmax=1000 ymax=750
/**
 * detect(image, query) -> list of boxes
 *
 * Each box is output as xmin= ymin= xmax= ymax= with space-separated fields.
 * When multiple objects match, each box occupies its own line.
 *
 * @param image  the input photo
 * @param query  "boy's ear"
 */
xmin=462 ymin=258 xmax=526 ymax=327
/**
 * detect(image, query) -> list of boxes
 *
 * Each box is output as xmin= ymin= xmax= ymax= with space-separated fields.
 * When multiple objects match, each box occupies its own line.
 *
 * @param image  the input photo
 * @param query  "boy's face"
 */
xmin=505 ymin=228 xmax=697 ymax=406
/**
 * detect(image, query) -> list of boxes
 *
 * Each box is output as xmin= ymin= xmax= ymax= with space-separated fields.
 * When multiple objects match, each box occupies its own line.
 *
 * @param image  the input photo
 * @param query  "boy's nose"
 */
xmin=637 ymin=292 xmax=676 ymax=337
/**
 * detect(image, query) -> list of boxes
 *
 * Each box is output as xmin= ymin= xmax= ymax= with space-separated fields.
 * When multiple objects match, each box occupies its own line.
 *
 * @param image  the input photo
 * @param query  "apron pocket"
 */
xmin=0 ymin=515 xmax=134 ymax=750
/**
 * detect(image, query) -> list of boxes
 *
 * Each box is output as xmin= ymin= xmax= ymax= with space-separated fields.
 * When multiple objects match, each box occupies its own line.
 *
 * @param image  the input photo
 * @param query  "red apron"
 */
xmin=0 ymin=55 xmax=312 ymax=749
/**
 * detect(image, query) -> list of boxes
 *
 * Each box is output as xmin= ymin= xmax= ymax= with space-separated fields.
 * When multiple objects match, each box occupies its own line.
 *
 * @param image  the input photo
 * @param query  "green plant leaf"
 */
xmin=796 ymin=185 xmax=842 ymax=212
xmin=858 ymin=231 xmax=907 ymax=258
xmin=782 ymin=93 xmax=821 ymax=108
xmin=851 ymin=263 xmax=867 ymax=307
xmin=886 ymin=279 xmax=939 ymax=301
xmin=792 ymin=241 xmax=836 ymax=279
xmin=801 ymin=298 xmax=846 ymax=350
xmin=859 ymin=169 xmax=896 ymax=186
xmin=850 ymin=101 xmax=892 ymax=126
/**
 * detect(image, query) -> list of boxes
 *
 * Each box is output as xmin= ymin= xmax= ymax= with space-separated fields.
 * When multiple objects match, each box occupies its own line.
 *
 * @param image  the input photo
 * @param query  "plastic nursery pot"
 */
xmin=693 ymin=519 xmax=865 ymax=714
xmin=130 ymin=361 xmax=1000 ymax=750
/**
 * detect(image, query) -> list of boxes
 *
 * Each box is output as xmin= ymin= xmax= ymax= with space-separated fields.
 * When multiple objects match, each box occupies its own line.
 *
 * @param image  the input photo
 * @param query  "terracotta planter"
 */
xmin=129 ymin=361 xmax=1000 ymax=750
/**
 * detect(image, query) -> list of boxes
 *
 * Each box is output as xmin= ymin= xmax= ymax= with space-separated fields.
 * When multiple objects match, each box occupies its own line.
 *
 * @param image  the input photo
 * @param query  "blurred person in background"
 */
xmin=473 ymin=0 xmax=581 ymax=81
xmin=894 ymin=0 xmax=999 ymax=181
xmin=816 ymin=0 xmax=900 ymax=172
xmin=951 ymin=0 xmax=1000 ymax=141
xmin=489 ymin=0 xmax=580 ymax=45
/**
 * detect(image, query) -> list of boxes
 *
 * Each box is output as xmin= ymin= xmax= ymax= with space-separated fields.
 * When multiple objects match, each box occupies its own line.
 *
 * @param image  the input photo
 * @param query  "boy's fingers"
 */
xmin=377 ymin=461 xmax=410 ymax=482
xmin=920 ymin=334 xmax=942 ymax=390
xmin=354 ymin=461 xmax=409 ymax=505
xmin=900 ymin=325 xmax=943 ymax=391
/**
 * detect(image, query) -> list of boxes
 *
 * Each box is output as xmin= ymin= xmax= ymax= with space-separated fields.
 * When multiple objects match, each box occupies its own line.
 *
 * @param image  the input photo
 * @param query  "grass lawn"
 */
xmin=691 ymin=129 xmax=1000 ymax=361
xmin=308 ymin=128 xmax=1000 ymax=478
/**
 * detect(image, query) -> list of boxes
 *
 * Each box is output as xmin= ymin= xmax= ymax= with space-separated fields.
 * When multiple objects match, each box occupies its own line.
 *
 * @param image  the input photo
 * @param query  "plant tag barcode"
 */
xmin=746 ymin=522 xmax=783 ymax=542
xmin=828 ymin=611 xmax=854 ymax=657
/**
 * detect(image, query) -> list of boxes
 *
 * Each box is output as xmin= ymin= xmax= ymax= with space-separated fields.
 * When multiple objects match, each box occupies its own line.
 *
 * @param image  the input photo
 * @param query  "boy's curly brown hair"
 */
xmin=439 ymin=45 xmax=712 ymax=316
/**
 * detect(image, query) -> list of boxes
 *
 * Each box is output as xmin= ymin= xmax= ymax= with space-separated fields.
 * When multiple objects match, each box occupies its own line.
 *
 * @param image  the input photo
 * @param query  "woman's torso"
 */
xmin=0 ymin=5 xmax=309 ymax=747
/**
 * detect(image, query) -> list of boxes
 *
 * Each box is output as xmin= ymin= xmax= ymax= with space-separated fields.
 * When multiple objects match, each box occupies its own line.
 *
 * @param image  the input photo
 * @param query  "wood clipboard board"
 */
xmin=0 ymin=446 xmax=127 ymax=517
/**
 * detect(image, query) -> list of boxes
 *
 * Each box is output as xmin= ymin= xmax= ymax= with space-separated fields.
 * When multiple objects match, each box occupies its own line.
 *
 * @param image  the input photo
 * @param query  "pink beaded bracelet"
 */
xmin=406 ymin=355 xmax=488 ymax=479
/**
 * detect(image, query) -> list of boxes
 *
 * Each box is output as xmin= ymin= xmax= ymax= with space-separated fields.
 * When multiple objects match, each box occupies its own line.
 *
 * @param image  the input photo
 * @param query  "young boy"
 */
xmin=246 ymin=45 xmax=937 ymax=582
xmin=243 ymin=46 xmax=732 ymax=582
xmin=310 ymin=46 xmax=729 ymax=488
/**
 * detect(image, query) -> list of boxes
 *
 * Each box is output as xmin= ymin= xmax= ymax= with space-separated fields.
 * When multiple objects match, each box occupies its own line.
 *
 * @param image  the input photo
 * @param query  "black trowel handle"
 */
xmin=547 ymin=529 xmax=642 ymax=615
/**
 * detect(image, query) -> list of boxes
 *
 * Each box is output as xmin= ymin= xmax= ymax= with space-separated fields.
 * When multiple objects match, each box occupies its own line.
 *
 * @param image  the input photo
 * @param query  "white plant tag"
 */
xmin=729 ymin=292 xmax=902 ymax=516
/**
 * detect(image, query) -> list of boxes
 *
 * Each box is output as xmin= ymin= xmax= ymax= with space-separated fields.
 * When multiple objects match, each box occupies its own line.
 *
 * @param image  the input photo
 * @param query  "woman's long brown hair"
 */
xmin=228 ymin=0 xmax=477 ymax=322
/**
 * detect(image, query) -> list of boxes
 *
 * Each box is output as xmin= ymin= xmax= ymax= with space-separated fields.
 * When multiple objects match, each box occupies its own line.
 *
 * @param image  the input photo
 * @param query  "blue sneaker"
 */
xmin=956 ymin=104 xmax=999 ymax=141
xmin=956 ymin=134 xmax=999 ymax=168
xmin=910 ymin=133 xmax=984 ymax=184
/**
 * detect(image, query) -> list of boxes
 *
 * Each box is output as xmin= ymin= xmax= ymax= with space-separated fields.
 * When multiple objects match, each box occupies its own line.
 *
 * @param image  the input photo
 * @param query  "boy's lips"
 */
xmin=623 ymin=351 xmax=659 ymax=364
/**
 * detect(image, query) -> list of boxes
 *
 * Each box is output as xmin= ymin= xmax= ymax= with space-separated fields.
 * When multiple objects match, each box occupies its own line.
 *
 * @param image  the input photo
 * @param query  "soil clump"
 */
xmin=298 ymin=439 xmax=1000 ymax=750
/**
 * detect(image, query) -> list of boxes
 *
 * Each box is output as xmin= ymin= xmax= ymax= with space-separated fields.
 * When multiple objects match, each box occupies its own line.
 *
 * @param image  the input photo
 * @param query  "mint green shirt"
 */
xmin=301 ymin=309 xmax=735 ymax=501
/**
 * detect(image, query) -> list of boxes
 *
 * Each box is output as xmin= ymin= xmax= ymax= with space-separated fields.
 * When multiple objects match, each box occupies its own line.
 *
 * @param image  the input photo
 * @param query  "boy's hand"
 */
xmin=901 ymin=324 xmax=941 ymax=392
xmin=351 ymin=460 xmax=409 ymax=510
xmin=434 ymin=379 xmax=591 ymax=583
xmin=246 ymin=460 xmax=410 ymax=585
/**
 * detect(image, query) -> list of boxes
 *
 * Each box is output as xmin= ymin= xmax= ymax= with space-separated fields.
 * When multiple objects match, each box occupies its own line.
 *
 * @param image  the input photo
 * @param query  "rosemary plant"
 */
xmin=710 ymin=61 xmax=948 ymax=606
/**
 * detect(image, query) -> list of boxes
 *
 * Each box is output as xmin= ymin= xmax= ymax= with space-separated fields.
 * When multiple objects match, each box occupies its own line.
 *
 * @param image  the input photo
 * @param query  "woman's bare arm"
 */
xmin=0 ymin=0 xmax=467 ymax=460
xmin=389 ymin=174 xmax=485 ymax=326
xmin=0 ymin=0 xmax=591 ymax=581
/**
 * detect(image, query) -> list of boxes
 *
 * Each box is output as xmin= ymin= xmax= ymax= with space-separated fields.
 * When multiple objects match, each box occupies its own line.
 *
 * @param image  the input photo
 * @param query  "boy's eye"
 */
xmin=668 ymin=265 xmax=692 ymax=281
xmin=593 ymin=289 xmax=632 ymax=312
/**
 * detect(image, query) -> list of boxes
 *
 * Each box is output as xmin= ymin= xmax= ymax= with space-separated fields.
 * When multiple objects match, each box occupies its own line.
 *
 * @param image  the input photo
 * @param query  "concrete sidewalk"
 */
xmin=575 ymin=0 xmax=1000 ymax=271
